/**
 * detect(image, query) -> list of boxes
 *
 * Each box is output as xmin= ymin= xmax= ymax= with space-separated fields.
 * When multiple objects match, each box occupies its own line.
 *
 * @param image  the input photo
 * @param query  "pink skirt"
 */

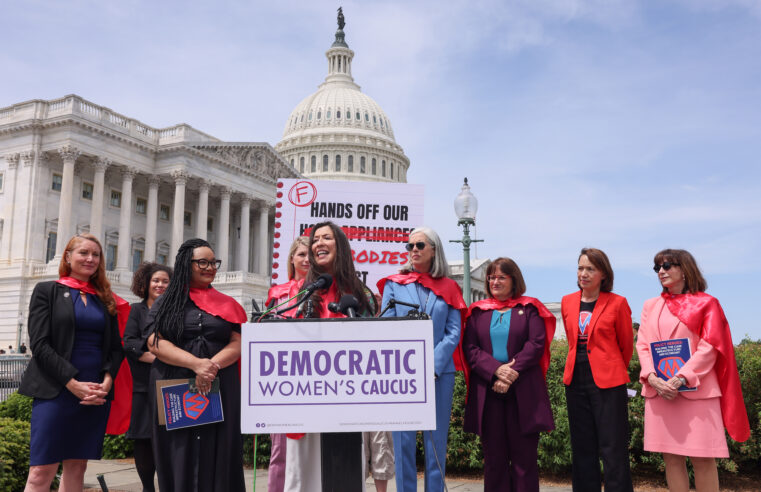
xmin=644 ymin=395 xmax=728 ymax=457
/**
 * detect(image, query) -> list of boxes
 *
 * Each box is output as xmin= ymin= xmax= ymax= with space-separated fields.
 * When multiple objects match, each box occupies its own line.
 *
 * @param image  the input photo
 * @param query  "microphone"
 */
xmin=328 ymin=294 xmax=360 ymax=318
xmin=303 ymin=273 xmax=333 ymax=293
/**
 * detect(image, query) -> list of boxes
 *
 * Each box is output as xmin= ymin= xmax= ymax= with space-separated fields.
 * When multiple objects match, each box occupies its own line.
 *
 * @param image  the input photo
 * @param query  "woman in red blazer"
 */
xmin=561 ymin=247 xmax=633 ymax=492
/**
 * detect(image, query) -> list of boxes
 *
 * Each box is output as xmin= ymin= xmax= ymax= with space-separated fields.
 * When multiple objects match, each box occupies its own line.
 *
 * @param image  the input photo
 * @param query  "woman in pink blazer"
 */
xmin=637 ymin=249 xmax=749 ymax=492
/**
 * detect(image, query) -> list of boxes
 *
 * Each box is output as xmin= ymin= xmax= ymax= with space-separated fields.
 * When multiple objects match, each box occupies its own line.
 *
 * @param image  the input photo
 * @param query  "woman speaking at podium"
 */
xmin=284 ymin=221 xmax=382 ymax=491
xmin=265 ymin=236 xmax=309 ymax=492
xmin=146 ymin=238 xmax=247 ymax=492
xmin=636 ymin=249 xmax=749 ymax=491
xmin=377 ymin=226 xmax=466 ymax=492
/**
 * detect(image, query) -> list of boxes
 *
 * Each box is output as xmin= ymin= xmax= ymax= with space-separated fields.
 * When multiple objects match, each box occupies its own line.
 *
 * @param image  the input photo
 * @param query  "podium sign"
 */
xmin=241 ymin=318 xmax=436 ymax=434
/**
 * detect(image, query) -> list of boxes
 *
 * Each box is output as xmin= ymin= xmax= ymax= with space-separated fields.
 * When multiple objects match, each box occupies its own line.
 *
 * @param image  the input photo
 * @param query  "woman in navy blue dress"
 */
xmin=19 ymin=234 xmax=126 ymax=491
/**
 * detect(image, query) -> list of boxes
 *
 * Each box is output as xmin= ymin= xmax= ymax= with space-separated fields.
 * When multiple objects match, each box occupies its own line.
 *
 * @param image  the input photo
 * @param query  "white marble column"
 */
xmin=257 ymin=203 xmax=269 ymax=275
xmin=54 ymin=145 xmax=80 ymax=259
xmin=218 ymin=188 xmax=231 ymax=272
xmin=2 ymin=154 xmax=20 ymax=262
xmin=115 ymin=168 xmax=136 ymax=271
xmin=237 ymin=196 xmax=251 ymax=272
xmin=144 ymin=175 xmax=160 ymax=262
xmin=195 ymin=180 xmax=210 ymax=240
xmin=170 ymin=170 xmax=188 ymax=257
xmin=89 ymin=157 xmax=110 ymax=243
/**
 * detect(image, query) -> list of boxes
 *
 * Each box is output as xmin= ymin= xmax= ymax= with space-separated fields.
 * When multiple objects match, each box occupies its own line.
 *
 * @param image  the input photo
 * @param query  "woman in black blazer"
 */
xmin=19 ymin=234 xmax=127 ymax=491
xmin=123 ymin=262 xmax=172 ymax=492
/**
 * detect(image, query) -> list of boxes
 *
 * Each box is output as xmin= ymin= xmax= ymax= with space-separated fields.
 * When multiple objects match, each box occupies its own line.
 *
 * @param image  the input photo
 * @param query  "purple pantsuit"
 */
xmin=463 ymin=305 xmax=554 ymax=492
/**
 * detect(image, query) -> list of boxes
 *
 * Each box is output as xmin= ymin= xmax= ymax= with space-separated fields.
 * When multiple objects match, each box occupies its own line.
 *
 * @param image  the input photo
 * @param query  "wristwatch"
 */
xmin=677 ymin=376 xmax=687 ymax=387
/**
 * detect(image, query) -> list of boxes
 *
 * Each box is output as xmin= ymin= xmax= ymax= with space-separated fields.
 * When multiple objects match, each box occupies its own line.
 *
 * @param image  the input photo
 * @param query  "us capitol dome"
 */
xmin=275 ymin=9 xmax=410 ymax=183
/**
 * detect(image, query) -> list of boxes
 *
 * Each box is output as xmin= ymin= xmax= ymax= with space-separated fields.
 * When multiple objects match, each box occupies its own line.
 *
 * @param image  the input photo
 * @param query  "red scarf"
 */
xmin=57 ymin=276 xmax=132 ymax=435
xmin=266 ymin=278 xmax=305 ymax=308
xmin=662 ymin=292 xmax=750 ymax=442
xmin=189 ymin=286 xmax=248 ymax=324
xmin=377 ymin=272 xmax=468 ymax=372
xmin=467 ymin=297 xmax=556 ymax=378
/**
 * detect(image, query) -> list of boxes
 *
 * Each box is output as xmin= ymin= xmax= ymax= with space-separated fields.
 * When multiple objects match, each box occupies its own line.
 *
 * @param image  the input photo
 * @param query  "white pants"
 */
xmin=284 ymin=433 xmax=368 ymax=492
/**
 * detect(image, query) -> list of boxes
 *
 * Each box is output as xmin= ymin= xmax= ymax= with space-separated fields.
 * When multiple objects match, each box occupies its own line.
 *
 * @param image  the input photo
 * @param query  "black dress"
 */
xmin=123 ymin=301 xmax=152 ymax=439
xmin=145 ymin=298 xmax=245 ymax=492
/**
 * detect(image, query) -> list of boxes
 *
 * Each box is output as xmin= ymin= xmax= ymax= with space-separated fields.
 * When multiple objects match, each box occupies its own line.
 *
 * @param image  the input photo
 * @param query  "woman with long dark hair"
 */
xmin=265 ymin=236 xmax=309 ymax=492
xmin=123 ymin=262 xmax=172 ymax=492
xmin=20 ymin=233 xmax=129 ymax=491
xmin=377 ymin=226 xmax=466 ymax=492
xmin=146 ymin=238 xmax=246 ymax=492
xmin=637 ymin=249 xmax=749 ymax=491
xmin=561 ymin=247 xmax=633 ymax=492
xmin=284 ymin=221 xmax=385 ymax=492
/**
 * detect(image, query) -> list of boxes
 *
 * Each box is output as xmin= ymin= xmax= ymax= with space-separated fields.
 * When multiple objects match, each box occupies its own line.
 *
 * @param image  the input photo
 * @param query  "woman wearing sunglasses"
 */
xmin=377 ymin=226 xmax=466 ymax=492
xmin=146 ymin=238 xmax=247 ymax=491
xmin=462 ymin=257 xmax=556 ymax=492
xmin=636 ymin=249 xmax=749 ymax=491
xmin=561 ymin=247 xmax=634 ymax=492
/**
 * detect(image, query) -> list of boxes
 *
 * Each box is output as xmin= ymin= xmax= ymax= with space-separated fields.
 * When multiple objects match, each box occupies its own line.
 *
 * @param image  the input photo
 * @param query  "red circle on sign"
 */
xmin=273 ymin=262 xmax=279 ymax=269
xmin=275 ymin=212 xmax=282 ymax=218
xmin=277 ymin=192 xmax=283 ymax=198
xmin=287 ymin=181 xmax=317 ymax=207
xmin=274 ymin=242 xmax=280 ymax=249
xmin=275 ymin=222 xmax=281 ymax=228
xmin=274 ymin=232 xmax=281 ymax=238
xmin=273 ymin=252 xmax=279 ymax=259
xmin=277 ymin=182 xmax=284 ymax=188
xmin=272 ymin=273 xmax=279 ymax=279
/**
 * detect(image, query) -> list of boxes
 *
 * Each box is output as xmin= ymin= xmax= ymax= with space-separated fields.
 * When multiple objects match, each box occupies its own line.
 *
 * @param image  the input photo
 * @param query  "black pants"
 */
xmin=565 ymin=358 xmax=633 ymax=492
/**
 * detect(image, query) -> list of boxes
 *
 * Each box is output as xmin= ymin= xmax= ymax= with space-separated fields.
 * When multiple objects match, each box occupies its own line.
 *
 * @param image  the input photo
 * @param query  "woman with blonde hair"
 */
xmin=20 ymin=234 xmax=129 ymax=491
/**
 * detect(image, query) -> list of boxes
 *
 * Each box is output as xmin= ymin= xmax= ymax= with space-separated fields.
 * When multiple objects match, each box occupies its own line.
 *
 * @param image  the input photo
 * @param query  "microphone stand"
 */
xmin=379 ymin=298 xmax=430 ymax=320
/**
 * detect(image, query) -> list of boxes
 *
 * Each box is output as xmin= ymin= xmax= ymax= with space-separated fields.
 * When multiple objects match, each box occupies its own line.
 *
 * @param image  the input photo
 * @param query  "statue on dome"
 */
xmin=337 ymin=7 xmax=345 ymax=30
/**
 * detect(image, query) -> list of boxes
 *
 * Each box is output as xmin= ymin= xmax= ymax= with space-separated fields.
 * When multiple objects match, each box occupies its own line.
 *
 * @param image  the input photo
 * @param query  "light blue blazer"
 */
xmin=381 ymin=280 xmax=461 ymax=375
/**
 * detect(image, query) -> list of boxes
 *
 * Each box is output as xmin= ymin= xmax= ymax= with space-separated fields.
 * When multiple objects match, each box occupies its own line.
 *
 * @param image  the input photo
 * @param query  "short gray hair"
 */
xmin=400 ymin=226 xmax=450 ymax=278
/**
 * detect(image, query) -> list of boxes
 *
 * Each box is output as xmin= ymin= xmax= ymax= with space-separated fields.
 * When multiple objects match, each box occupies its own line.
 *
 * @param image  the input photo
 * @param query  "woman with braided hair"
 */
xmin=145 ymin=238 xmax=247 ymax=492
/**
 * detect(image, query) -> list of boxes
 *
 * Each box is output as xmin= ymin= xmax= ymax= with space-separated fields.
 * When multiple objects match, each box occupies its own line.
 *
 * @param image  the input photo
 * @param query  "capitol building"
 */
xmin=275 ymin=14 xmax=410 ymax=183
xmin=0 ymin=10 xmax=511 ymax=349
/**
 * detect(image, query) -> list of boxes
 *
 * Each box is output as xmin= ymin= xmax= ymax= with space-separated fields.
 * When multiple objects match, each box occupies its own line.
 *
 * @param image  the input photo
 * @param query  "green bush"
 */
xmin=0 ymin=393 xmax=33 ymax=422
xmin=243 ymin=433 xmax=271 ymax=467
xmin=102 ymin=434 xmax=133 ymax=459
xmin=0 ymin=417 xmax=31 ymax=492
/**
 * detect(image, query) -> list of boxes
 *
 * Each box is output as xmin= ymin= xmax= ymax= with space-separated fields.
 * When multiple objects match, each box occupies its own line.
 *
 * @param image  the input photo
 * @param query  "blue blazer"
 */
xmin=381 ymin=280 xmax=461 ymax=375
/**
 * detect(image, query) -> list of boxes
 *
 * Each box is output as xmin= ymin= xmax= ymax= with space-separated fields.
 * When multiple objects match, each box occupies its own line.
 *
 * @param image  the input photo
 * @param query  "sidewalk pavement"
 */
xmin=83 ymin=459 xmax=574 ymax=491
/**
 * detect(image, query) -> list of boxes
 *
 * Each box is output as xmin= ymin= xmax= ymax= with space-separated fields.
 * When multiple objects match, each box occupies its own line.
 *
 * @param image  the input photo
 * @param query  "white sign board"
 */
xmin=241 ymin=318 xmax=436 ymax=434
xmin=272 ymin=179 xmax=424 ymax=289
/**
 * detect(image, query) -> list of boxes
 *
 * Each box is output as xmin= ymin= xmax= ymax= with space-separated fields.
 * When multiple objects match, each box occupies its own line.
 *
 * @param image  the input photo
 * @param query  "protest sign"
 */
xmin=241 ymin=318 xmax=436 ymax=434
xmin=272 ymin=179 xmax=424 ymax=289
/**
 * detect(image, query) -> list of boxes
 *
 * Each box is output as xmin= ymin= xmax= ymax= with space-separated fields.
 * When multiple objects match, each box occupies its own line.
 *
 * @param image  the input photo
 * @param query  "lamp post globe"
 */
xmin=450 ymin=177 xmax=482 ymax=305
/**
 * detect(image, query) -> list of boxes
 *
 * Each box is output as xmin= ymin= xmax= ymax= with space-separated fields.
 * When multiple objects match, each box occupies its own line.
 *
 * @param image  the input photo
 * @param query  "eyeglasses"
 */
xmin=191 ymin=259 xmax=222 ymax=270
xmin=405 ymin=242 xmax=428 ymax=252
xmin=653 ymin=262 xmax=679 ymax=273
xmin=487 ymin=275 xmax=509 ymax=283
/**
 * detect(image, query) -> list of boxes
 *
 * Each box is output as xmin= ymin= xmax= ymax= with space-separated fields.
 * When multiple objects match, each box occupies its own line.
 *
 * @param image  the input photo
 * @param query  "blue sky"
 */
xmin=3 ymin=0 xmax=760 ymax=340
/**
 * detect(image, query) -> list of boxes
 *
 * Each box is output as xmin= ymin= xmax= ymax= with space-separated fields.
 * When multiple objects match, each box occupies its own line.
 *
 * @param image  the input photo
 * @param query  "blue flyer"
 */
xmin=160 ymin=382 xmax=225 ymax=430
xmin=650 ymin=338 xmax=697 ymax=392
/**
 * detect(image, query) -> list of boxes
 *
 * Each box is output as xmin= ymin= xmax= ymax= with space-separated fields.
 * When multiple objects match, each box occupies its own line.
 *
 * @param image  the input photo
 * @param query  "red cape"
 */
xmin=266 ymin=279 xmax=305 ymax=308
xmin=189 ymin=286 xmax=248 ymax=324
xmin=57 ymin=276 xmax=132 ymax=435
xmin=377 ymin=272 xmax=468 ymax=373
xmin=467 ymin=297 xmax=556 ymax=378
xmin=662 ymin=292 xmax=750 ymax=442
